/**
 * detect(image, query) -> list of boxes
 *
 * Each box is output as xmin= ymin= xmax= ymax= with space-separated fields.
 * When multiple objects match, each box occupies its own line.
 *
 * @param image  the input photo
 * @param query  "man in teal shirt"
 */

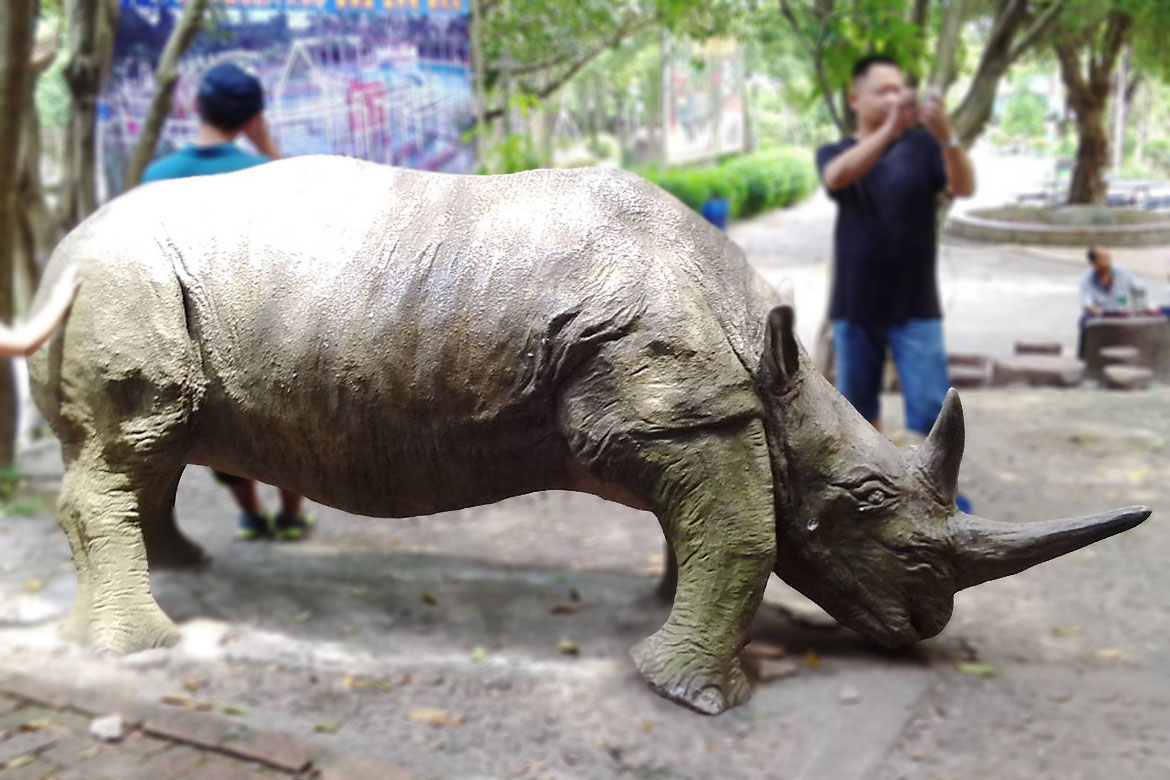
xmin=144 ymin=62 xmax=310 ymax=542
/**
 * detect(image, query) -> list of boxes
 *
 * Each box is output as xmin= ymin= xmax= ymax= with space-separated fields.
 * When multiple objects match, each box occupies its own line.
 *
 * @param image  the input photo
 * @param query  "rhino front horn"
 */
xmin=916 ymin=388 xmax=964 ymax=500
xmin=950 ymin=506 xmax=1152 ymax=590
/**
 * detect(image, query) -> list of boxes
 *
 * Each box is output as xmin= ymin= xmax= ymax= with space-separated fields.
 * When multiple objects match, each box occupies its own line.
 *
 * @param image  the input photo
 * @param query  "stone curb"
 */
xmin=0 ymin=673 xmax=414 ymax=779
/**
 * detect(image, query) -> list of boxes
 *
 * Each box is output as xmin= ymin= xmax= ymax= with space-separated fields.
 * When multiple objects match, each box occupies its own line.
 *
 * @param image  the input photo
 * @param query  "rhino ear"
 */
xmin=764 ymin=281 xmax=801 ymax=384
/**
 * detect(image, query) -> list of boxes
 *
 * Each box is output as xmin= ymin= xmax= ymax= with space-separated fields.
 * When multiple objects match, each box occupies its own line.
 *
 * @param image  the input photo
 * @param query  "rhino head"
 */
xmin=757 ymin=290 xmax=1150 ymax=648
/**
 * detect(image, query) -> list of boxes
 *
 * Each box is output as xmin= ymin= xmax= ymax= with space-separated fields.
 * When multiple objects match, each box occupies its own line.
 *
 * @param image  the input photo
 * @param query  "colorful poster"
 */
xmin=99 ymin=0 xmax=475 ymax=198
xmin=662 ymin=36 xmax=746 ymax=166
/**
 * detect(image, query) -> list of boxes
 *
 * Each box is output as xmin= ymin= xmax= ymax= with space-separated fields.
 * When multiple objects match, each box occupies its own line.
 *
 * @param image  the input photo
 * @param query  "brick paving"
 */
xmin=0 ymin=675 xmax=412 ymax=780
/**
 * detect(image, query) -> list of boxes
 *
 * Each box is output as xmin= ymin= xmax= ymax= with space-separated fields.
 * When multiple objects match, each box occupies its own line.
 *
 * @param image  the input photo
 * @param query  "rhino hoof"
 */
xmin=691 ymin=686 xmax=729 ymax=716
xmin=631 ymin=631 xmax=750 ymax=715
xmin=63 ymin=603 xmax=181 ymax=656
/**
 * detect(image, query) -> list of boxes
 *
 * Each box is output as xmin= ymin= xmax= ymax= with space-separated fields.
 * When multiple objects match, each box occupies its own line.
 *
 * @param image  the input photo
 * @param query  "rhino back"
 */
xmin=38 ymin=158 xmax=774 ymax=514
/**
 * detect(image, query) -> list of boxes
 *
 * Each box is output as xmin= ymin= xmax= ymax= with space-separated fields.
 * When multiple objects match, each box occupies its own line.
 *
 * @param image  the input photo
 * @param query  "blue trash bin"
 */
xmin=700 ymin=198 xmax=730 ymax=231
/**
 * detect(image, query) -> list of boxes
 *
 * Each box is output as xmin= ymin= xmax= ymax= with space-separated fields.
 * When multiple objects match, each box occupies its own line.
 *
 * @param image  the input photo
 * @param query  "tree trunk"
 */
xmin=0 ymin=0 xmax=37 ymax=465
xmin=470 ymin=0 xmax=487 ymax=162
xmin=950 ymin=0 xmax=1063 ymax=147
xmin=1067 ymin=102 xmax=1109 ymax=204
xmin=16 ymin=32 xmax=63 ymax=299
xmin=928 ymin=0 xmax=966 ymax=94
xmin=59 ymin=0 xmax=117 ymax=231
xmin=125 ymin=0 xmax=209 ymax=189
xmin=1054 ymin=10 xmax=1133 ymax=206
xmin=1110 ymin=44 xmax=1129 ymax=173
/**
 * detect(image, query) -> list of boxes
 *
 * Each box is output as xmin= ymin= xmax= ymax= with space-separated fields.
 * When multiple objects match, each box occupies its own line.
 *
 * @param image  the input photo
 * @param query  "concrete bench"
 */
xmin=1084 ymin=316 xmax=1170 ymax=381
xmin=993 ymin=356 xmax=1086 ymax=388
xmin=1097 ymin=345 xmax=1141 ymax=367
xmin=1102 ymin=365 xmax=1154 ymax=390
xmin=1014 ymin=340 xmax=1063 ymax=356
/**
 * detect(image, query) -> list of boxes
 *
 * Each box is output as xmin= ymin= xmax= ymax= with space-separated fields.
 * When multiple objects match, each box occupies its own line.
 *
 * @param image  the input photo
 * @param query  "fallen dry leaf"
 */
xmin=221 ymin=705 xmax=247 ymax=717
xmin=408 ymin=708 xmax=464 ymax=727
xmin=313 ymin=721 xmax=341 ymax=733
xmin=1052 ymin=625 xmax=1083 ymax=639
xmin=1127 ymin=467 xmax=1150 ymax=484
xmin=1095 ymin=648 xmax=1125 ymax=662
xmin=343 ymin=674 xmax=408 ymax=692
xmin=804 ymin=650 xmax=822 ymax=669
xmin=160 ymin=695 xmax=212 ymax=711
xmin=183 ymin=677 xmax=200 ymax=693
xmin=2 ymin=755 xmax=35 ymax=771
xmin=557 ymin=638 xmax=580 ymax=656
xmin=23 ymin=579 xmax=43 ymax=593
xmin=420 ymin=590 xmax=438 ymax=606
xmin=550 ymin=602 xmax=583 ymax=615
xmin=744 ymin=641 xmax=787 ymax=659
xmin=18 ymin=718 xmax=53 ymax=732
xmin=641 ymin=721 xmax=655 ymax=733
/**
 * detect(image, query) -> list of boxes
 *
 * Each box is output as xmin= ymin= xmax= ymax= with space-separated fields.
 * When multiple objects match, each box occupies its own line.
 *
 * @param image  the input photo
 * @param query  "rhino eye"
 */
xmin=854 ymin=484 xmax=895 ymax=513
xmin=831 ymin=475 xmax=898 ymax=512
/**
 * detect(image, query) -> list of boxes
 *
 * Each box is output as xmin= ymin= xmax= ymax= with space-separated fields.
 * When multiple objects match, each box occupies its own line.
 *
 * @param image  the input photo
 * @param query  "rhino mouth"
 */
xmin=796 ymin=571 xmax=922 ymax=648
xmin=844 ymin=601 xmax=918 ymax=648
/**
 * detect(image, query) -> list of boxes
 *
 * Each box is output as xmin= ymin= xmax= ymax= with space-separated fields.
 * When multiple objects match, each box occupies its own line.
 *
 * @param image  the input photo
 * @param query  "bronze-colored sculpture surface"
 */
xmin=28 ymin=157 xmax=1151 ymax=714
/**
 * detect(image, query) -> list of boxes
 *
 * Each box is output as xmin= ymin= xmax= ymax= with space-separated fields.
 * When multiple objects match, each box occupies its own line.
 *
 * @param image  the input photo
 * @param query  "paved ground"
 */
xmin=2 ymin=169 xmax=1169 ymax=779
xmin=0 ymin=673 xmax=409 ymax=779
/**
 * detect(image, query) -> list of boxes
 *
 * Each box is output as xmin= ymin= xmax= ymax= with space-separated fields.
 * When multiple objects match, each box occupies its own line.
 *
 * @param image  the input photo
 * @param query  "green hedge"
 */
xmin=635 ymin=148 xmax=817 ymax=221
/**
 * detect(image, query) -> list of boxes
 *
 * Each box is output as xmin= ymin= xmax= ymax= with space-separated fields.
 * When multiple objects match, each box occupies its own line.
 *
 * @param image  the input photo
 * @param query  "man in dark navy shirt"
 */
xmin=817 ymin=55 xmax=975 ymax=500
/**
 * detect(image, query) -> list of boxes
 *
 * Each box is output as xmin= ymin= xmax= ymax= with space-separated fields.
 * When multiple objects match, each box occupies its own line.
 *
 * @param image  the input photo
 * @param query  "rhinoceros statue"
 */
xmin=28 ymin=157 xmax=1150 ymax=715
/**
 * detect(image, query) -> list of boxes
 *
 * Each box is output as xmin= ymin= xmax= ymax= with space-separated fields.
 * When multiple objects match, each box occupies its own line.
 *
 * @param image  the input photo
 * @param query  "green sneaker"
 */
xmin=236 ymin=511 xmax=271 ymax=541
xmin=273 ymin=511 xmax=313 ymax=542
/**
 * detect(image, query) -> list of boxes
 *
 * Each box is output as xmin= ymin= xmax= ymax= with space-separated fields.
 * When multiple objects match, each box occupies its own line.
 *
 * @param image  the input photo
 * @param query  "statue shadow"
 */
xmin=148 ymin=542 xmax=955 ymax=669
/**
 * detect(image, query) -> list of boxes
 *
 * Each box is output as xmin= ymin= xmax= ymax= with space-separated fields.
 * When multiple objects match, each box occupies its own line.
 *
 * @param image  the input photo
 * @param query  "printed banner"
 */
xmin=662 ymin=36 xmax=746 ymax=166
xmin=99 ymin=0 xmax=475 ymax=198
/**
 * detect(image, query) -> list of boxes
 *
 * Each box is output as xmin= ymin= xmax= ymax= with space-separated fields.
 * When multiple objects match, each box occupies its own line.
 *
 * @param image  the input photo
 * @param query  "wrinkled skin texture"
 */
xmin=28 ymin=157 xmax=1150 ymax=715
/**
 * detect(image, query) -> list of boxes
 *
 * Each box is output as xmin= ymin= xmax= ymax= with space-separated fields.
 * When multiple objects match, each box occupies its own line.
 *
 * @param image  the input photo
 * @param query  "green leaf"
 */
xmin=957 ymin=662 xmax=999 ymax=678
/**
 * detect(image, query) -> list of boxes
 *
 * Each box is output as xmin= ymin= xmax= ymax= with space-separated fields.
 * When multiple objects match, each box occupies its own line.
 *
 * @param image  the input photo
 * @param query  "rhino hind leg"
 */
xmin=57 ymin=442 xmax=184 ymax=653
xmin=141 ymin=469 xmax=209 ymax=569
xmin=654 ymin=542 xmax=677 ymax=603
xmin=565 ymin=412 xmax=776 ymax=714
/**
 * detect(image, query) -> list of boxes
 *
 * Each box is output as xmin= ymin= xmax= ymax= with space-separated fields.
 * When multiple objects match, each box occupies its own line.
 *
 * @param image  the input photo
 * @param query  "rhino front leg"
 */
xmin=57 ymin=445 xmax=182 ymax=653
xmin=568 ymin=415 xmax=776 ymax=714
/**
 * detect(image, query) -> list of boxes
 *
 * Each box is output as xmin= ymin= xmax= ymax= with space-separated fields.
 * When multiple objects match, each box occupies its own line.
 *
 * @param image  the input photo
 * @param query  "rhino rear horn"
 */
xmin=916 ymin=388 xmax=964 ymax=501
xmin=950 ymin=506 xmax=1152 ymax=589
xmin=765 ymin=281 xmax=800 ymax=382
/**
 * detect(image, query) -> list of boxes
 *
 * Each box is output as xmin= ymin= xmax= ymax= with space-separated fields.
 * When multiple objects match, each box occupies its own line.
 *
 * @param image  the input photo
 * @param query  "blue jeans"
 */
xmin=833 ymin=319 xmax=950 ymax=435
